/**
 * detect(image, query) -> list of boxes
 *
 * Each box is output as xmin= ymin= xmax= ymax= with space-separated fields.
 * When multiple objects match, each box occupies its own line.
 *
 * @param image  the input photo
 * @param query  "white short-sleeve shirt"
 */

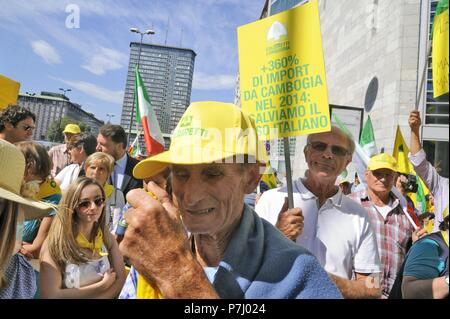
xmin=255 ymin=178 xmax=381 ymax=279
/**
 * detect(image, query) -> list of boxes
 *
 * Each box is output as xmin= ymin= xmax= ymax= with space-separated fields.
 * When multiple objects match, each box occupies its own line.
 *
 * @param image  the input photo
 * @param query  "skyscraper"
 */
xmin=121 ymin=42 xmax=196 ymax=152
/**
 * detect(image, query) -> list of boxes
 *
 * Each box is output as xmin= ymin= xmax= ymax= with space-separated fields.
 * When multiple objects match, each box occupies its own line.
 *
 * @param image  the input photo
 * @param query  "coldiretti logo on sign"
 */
xmin=266 ymin=21 xmax=290 ymax=55
xmin=237 ymin=0 xmax=330 ymax=140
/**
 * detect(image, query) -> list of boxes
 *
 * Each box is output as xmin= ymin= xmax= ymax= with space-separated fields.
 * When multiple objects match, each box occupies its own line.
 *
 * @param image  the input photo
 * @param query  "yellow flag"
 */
xmin=237 ymin=0 xmax=330 ymax=140
xmin=0 ymin=74 xmax=20 ymax=110
xmin=261 ymin=161 xmax=278 ymax=189
xmin=432 ymin=0 xmax=449 ymax=98
xmin=392 ymin=126 xmax=429 ymax=212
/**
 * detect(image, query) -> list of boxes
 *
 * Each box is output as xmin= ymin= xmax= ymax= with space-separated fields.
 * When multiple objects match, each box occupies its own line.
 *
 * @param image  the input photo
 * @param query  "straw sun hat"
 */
xmin=0 ymin=139 xmax=54 ymax=220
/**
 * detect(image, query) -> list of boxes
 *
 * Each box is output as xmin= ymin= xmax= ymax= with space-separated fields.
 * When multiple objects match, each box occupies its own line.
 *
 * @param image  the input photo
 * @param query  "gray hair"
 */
xmin=306 ymin=125 xmax=355 ymax=155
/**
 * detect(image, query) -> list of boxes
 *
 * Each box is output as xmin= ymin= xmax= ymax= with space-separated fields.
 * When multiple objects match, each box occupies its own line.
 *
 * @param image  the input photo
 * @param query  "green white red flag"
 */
xmin=134 ymin=67 xmax=165 ymax=156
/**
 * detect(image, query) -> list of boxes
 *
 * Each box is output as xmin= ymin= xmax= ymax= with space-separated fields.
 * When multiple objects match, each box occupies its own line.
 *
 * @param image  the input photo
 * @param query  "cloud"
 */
xmin=51 ymin=77 xmax=124 ymax=104
xmin=193 ymin=72 xmax=236 ymax=90
xmin=30 ymin=40 xmax=61 ymax=64
xmin=81 ymin=47 xmax=128 ymax=75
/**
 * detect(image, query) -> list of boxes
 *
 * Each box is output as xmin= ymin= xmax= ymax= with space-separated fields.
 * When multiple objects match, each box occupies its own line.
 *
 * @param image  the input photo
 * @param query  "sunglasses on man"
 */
xmin=20 ymin=124 xmax=35 ymax=131
xmin=308 ymin=141 xmax=349 ymax=157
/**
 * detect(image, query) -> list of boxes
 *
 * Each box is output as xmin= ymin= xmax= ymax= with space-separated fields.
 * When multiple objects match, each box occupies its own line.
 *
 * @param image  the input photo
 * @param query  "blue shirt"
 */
xmin=120 ymin=205 xmax=342 ymax=299
xmin=112 ymin=153 xmax=127 ymax=190
xmin=403 ymin=237 xmax=447 ymax=279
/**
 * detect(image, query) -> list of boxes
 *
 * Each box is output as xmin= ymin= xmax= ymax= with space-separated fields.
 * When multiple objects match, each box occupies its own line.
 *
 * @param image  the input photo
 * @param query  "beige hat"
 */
xmin=0 ymin=139 xmax=55 ymax=220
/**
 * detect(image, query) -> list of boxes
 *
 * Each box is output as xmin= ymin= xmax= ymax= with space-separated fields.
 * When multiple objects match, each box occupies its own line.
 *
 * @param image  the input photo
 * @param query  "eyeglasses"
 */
xmin=77 ymin=197 xmax=105 ymax=210
xmin=20 ymin=124 xmax=36 ymax=132
xmin=308 ymin=141 xmax=349 ymax=157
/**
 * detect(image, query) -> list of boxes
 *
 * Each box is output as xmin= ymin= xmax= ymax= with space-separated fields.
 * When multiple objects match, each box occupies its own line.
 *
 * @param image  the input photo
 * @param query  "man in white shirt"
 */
xmin=256 ymin=126 xmax=381 ymax=298
xmin=408 ymin=110 xmax=448 ymax=232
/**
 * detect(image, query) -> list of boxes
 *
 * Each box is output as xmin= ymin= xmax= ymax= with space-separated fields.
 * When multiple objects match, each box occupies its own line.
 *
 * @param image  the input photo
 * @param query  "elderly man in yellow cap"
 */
xmin=48 ymin=123 xmax=81 ymax=177
xmin=118 ymin=101 xmax=342 ymax=299
xmin=351 ymin=153 xmax=427 ymax=298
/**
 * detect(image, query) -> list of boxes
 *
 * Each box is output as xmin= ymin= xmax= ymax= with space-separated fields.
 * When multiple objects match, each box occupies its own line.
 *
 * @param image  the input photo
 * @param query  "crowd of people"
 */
xmin=0 ymin=102 xmax=448 ymax=299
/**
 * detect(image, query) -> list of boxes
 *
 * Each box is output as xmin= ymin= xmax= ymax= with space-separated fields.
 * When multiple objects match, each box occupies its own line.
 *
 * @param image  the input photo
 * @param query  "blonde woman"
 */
xmin=40 ymin=177 xmax=125 ymax=298
xmin=84 ymin=152 xmax=125 ymax=233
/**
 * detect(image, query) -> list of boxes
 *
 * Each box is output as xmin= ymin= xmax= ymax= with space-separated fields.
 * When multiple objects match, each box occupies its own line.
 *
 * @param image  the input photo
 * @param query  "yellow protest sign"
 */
xmin=432 ymin=5 xmax=449 ymax=98
xmin=0 ymin=74 xmax=20 ymax=110
xmin=237 ymin=0 xmax=330 ymax=140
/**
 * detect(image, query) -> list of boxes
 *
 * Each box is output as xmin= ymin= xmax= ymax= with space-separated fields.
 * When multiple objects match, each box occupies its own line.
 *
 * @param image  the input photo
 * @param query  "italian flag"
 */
xmin=128 ymin=131 xmax=142 ymax=158
xmin=134 ymin=67 xmax=165 ymax=156
xmin=359 ymin=115 xmax=378 ymax=158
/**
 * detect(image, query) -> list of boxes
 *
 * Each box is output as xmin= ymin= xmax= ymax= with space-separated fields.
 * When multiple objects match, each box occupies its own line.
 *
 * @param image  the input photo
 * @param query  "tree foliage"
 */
xmin=46 ymin=117 xmax=91 ymax=142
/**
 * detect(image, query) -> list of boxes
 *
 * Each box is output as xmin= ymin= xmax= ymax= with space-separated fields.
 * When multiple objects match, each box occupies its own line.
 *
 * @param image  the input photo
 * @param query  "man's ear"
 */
xmin=243 ymin=163 xmax=263 ymax=194
xmin=4 ymin=122 xmax=14 ymax=130
xmin=346 ymin=155 xmax=352 ymax=166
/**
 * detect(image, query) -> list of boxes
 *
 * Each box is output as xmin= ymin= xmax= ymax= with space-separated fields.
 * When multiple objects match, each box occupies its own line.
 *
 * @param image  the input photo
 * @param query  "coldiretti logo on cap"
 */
xmin=179 ymin=115 xmax=193 ymax=128
xmin=172 ymin=116 xmax=209 ymax=139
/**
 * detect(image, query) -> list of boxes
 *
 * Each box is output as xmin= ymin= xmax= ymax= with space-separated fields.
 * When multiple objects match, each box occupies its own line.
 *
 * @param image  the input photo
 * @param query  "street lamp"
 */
xmin=55 ymin=88 xmax=71 ymax=143
xmin=128 ymin=27 xmax=155 ymax=145
xmin=106 ymin=113 xmax=115 ymax=123
xmin=59 ymin=88 xmax=71 ymax=99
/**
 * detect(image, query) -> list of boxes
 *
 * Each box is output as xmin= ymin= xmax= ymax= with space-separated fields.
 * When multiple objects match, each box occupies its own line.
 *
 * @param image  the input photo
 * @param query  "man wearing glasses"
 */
xmin=0 ymin=104 xmax=36 ymax=143
xmin=256 ymin=126 xmax=381 ymax=298
xmin=349 ymin=153 xmax=425 ymax=298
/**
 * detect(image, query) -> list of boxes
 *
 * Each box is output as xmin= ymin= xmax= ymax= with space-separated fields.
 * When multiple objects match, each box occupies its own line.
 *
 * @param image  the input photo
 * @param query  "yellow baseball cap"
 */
xmin=367 ymin=153 xmax=397 ymax=172
xmin=133 ymin=101 xmax=268 ymax=179
xmin=63 ymin=123 xmax=81 ymax=134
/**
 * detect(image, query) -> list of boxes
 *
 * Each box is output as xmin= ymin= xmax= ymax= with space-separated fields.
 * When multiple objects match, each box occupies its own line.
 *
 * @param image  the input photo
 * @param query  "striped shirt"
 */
xmin=48 ymin=143 xmax=71 ymax=177
xmin=349 ymin=191 xmax=414 ymax=298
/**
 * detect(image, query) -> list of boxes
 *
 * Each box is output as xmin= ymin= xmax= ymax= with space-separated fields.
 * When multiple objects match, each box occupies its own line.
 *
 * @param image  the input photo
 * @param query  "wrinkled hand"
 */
xmin=409 ymin=111 xmax=421 ymax=133
xmin=119 ymin=184 xmax=190 ymax=287
xmin=412 ymin=227 xmax=428 ymax=243
xmin=275 ymin=197 xmax=304 ymax=241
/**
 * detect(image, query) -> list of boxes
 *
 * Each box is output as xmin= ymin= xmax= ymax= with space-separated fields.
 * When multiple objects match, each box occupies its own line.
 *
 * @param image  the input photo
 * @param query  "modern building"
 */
xmin=19 ymin=91 xmax=104 ymax=141
xmin=255 ymin=0 xmax=448 ymax=179
xmin=121 ymin=42 xmax=196 ymax=152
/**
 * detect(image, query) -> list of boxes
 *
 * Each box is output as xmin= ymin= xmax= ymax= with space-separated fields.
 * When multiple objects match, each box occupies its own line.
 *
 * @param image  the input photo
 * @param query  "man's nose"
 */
xmin=322 ymin=146 xmax=334 ymax=158
xmin=180 ymin=180 xmax=206 ymax=207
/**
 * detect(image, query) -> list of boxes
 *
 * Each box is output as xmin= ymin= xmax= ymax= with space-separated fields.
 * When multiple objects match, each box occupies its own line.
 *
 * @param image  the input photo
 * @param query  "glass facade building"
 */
xmin=120 ymin=42 xmax=196 ymax=152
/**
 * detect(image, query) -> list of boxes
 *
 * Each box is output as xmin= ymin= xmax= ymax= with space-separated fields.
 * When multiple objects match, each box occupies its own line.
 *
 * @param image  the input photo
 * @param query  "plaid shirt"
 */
xmin=349 ymin=191 xmax=414 ymax=298
xmin=48 ymin=143 xmax=71 ymax=177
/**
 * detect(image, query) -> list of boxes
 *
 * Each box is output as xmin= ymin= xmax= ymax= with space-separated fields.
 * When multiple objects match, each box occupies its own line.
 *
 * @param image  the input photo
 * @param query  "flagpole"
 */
xmin=283 ymin=137 xmax=294 ymax=208
xmin=128 ymin=28 xmax=155 ymax=146
xmin=415 ymin=43 xmax=431 ymax=110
